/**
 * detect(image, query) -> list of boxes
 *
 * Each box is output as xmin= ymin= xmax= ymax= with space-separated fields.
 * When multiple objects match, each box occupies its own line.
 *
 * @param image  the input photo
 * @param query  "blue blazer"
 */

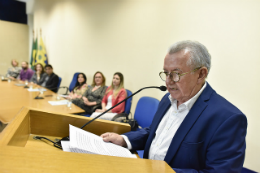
xmin=124 ymin=83 xmax=247 ymax=173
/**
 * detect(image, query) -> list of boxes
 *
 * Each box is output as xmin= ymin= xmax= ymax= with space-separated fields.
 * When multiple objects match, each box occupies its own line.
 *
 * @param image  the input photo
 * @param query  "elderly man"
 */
xmin=101 ymin=40 xmax=247 ymax=173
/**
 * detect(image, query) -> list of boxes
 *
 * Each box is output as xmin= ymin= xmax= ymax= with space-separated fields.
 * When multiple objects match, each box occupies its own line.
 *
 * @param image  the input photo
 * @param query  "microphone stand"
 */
xmin=80 ymin=86 xmax=165 ymax=129
xmin=35 ymin=91 xmax=44 ymax=99
xmin=24 ymin=83 xmax=29 ymax=88
xmin=37 ymin=86 xmax=166 ymax=149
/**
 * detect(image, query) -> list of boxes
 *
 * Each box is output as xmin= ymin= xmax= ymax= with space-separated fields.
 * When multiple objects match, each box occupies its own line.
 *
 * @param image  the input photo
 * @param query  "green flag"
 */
xmin=30 ymin=38 xmax=38 ymax=70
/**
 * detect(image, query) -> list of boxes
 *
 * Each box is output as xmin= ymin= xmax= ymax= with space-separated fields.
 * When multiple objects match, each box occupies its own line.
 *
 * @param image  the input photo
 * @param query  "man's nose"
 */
xmin=166 ymin=75 xmax=175 ymax=84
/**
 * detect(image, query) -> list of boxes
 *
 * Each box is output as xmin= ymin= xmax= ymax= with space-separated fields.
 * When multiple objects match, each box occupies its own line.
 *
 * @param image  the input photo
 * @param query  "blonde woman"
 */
xmin=6 ymin=59 xmax=22 ymax=80
xmin=95 ymin=72 xmax=126 ymax=114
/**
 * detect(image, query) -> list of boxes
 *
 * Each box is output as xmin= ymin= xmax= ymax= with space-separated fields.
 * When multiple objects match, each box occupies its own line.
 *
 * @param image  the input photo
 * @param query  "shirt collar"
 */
xmin=168 ymin=82 xmax=207 ymax=111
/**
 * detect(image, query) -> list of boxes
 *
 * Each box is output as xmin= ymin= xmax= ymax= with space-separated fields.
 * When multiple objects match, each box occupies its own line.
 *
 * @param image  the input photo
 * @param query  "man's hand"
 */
xmin=101 ymin=132 xmax=127 ymax=148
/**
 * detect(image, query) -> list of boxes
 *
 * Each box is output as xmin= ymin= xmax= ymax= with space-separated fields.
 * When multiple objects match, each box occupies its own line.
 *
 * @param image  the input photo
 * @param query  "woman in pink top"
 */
xmin=96 ymin=72 xmax=126 ymax=114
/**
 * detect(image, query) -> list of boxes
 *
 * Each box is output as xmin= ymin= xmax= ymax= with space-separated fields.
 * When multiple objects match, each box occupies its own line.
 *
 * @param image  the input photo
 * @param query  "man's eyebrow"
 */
xmin=163 ymin=68 xmax=182 ymax=71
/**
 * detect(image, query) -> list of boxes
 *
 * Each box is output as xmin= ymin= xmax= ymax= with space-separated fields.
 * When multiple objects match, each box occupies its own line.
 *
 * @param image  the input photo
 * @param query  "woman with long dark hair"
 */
xmin=69 ymin=73 xmax=88 ymax=99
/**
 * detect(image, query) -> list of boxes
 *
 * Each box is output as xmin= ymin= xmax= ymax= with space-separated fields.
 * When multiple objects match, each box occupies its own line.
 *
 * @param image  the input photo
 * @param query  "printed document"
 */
xmin=62 ymin=125 xmax=136 ymax=158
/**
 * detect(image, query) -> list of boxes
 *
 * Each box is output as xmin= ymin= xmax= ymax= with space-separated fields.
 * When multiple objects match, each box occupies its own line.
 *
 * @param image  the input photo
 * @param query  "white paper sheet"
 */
xmin=69 ymin=124 xmax=136 ymax=158
xmin=27 ymin=88 xmax=47 ymax=92
xmin=48 ymin=100 xmax=68 ymax=106
xmin=61 ymin=141 xmax=71 ymax=152
xmin=59 ymin=94 xmax=69 ymax=98
xmin=90 ymin=112 xmax=117 ymax=121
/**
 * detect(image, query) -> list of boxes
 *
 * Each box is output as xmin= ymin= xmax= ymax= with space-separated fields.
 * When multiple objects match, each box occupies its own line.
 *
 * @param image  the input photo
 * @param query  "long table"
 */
xmin=0 ymin=80 xmax=85 ymax=124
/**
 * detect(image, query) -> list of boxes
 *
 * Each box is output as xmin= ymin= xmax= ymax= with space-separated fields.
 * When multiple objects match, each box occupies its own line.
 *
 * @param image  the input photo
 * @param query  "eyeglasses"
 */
xmin=159 ymin=67 xmax=201 ymax=82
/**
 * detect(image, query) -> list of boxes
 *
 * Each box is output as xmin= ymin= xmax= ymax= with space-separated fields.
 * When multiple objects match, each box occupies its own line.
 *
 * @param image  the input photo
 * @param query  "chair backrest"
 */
xmin=134 ymin=96 xmax=159 ymax=128
xmin=57 ymin=77 xmax=62 ymax=88
xmin=124 ymin=89 xmax=132 ymax=115
xmin=69 ymin=72 xmax=80 ymax=92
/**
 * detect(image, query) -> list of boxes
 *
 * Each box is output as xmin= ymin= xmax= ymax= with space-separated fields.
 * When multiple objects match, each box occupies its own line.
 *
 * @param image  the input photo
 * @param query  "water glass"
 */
xmin=67 ymin=98 xmax=72 ymax=108
xmin=56 ymin=95 xmax=61 ymax=100
xmin=39 ymin=88 xmax=44 ymax=95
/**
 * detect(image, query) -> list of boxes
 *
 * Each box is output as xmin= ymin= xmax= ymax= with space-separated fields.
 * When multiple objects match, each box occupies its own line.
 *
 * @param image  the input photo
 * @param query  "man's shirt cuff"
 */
xmin=121 ymin=135 xmax=132 ymax=150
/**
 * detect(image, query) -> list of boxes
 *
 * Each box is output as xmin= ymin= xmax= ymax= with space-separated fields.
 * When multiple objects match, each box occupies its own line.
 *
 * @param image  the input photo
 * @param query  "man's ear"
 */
xmin=197 ymin=67 xmax=208 ymax=84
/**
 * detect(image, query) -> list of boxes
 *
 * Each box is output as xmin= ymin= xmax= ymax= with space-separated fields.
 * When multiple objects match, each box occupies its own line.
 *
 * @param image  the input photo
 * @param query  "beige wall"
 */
xmin=0 ymin=20 xmax=29 ymax=75
xmin=33 ymin=0 xmax=260 ymax=171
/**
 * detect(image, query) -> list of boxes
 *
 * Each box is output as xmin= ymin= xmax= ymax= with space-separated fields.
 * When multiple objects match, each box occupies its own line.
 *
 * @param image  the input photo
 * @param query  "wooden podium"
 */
xmin=0 ymin=107 xmax=174 ymax=173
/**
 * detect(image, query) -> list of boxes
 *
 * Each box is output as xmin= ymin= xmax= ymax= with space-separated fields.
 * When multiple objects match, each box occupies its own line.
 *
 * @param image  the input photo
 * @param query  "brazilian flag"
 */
xmin=30 ymin=38 xmax=37 ymax=69
xmin=35 ymin=37 xmax=48 ymax=67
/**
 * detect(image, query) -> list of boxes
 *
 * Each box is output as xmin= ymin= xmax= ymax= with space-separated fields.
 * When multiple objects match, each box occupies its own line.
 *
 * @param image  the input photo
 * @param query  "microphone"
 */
xmin=34 ymin=91 xmax=44 ymax=99
xmin=55 ymin=85 xmax=166 ymax=149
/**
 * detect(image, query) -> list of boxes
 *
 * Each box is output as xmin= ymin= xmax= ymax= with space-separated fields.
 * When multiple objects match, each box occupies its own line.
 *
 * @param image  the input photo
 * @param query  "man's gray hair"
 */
xmin=168 ymin=40 xmax=211 ymax=74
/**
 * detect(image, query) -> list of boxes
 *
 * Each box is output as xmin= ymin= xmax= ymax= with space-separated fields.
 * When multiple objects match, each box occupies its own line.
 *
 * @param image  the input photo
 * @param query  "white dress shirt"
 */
xmin=105 ymin=95 xmax=113 ymax=110
xmin=122 ymin=82 xmax=207 ymax=160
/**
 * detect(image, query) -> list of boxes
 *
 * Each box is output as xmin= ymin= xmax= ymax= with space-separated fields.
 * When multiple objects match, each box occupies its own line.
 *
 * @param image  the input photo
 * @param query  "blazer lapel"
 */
xmin=143 ymin=94 xmax=171 ymax=158
xmin=164 ymin=84 xmax=213 ymax=163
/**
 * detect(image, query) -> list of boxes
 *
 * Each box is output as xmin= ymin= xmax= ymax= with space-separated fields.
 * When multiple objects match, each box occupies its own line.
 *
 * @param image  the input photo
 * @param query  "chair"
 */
xmin=133 ymin=96 xmax=159 ymax=158
xmin=69 ymin=72 xmax=80 ymax=92
xmin=134 ymin=96 xmax=159 ymax=129
xmin=58 ymin=77 xmax=62 ymax=88
xmin=61 ymin=72 xmax=80 ymax=95
xmin=55 ymin=77 xmax=63 ymax=93
xmin=124 ymin=89 xmax=132 ymax=115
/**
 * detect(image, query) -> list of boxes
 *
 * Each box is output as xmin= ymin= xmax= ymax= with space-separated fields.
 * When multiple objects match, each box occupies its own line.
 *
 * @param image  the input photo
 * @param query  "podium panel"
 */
xmin=0 ymin=107 xmax=175 ymax=173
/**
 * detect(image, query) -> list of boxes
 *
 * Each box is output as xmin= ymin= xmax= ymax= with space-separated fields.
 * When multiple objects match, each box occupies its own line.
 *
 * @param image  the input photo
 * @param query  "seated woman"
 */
xmin=72 ymin=71 xmax=107 ymax=115
xmin=30 ymin=63 xmax=47 ymax=85
xmin=6 ymin=59 xmax=22 ymax=80
xmin=91 ymin=72 xmax=126 ymax=120
xmin=69 ymin=73 xmax=88 ymax=99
